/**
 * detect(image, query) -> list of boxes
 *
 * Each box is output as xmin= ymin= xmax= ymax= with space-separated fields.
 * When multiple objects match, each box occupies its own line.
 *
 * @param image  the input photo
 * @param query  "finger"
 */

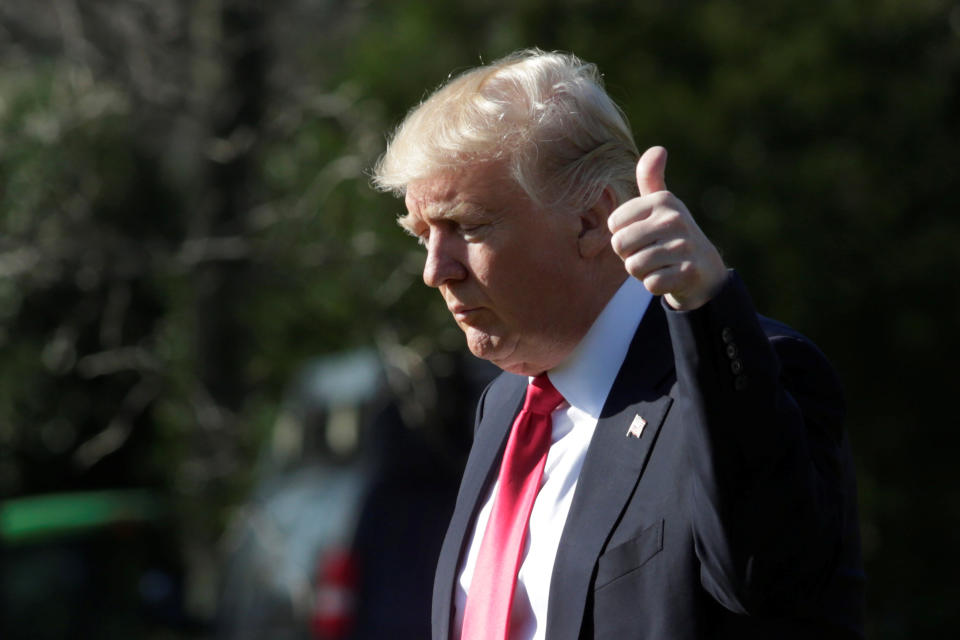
xmin=607 ymin=198 xmax=651 ymax=233
xmin=610 ymin=220 xmax=658 ymax=259
xmin=619 ymin=238 xmax=685 ymax=277
xmin=636 ymin=146 xmax=668 ymax=196
xmin=637 ymin=263 xmax=686 ymax=297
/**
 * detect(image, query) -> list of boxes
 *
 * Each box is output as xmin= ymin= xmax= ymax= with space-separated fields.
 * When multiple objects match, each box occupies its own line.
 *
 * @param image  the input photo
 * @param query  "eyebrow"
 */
xmin=432 ymin=201 xmax=476 ymax=220
xmin=396 ymin=213 xmax=420 ymax=236
xmin=398 ymin=201 xmax=481 ymax=233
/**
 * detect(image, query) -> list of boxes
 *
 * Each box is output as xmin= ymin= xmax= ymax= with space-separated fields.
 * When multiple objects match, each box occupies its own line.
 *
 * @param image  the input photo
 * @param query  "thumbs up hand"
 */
xmin=608 ymin=146 xmax=727 ymax=311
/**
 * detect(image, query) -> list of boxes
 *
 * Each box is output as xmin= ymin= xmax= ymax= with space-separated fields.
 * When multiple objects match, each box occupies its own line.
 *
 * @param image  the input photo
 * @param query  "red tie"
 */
xmin=461 ymin=374 xmax=564 ymax=640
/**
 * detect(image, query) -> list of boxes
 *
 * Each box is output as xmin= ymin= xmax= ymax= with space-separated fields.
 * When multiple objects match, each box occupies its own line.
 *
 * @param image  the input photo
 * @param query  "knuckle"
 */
xmin=660 ymin=208 xmax=683 ymax=228
xmin=643 ymin=273 xmax=664 ymax=295
xmin=665 ymin=237 xmax=686 ymax=253
xmin=624 ymin=253 xmax=644 ymax=277
xmin=650 ymin=215 xmax=675 ymax=238
xmin=607 ymin=209 xmax=624 ymax=232
xmin=610 ymin=231 xmax=625 ymax=254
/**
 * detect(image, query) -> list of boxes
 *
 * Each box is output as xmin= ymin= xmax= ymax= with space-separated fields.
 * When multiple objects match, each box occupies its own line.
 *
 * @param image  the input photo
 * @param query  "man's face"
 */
xmin=401 ymin=161 xmax=588 ymax=375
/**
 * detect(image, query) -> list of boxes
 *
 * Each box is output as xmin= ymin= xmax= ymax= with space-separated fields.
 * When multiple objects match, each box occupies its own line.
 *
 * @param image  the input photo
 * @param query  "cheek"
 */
xmin=465 ymin=243 xmax=496 ymax=283
xmin=470 ymin=229 xmax=574 ymax=314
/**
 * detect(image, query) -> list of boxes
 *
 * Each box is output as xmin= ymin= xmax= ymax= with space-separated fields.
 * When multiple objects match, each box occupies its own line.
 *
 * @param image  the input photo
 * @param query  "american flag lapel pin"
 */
xmin=627 ymin=414 xmax=647 ymax=438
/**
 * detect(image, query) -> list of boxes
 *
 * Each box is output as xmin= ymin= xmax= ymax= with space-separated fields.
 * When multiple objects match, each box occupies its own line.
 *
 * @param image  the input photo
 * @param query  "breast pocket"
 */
xmin=594 ymin=519 xmax=664 ymax=591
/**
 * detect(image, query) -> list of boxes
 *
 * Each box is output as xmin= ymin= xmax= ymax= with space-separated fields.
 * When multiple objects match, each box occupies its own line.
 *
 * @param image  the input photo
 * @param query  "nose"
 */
xmin=423 ymin=230 xmax=467 ymax=288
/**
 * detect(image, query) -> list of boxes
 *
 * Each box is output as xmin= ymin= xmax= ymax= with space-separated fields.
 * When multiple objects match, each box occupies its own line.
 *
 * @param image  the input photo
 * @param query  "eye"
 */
xmin=458 ymin=223 xmax=485 ymax=239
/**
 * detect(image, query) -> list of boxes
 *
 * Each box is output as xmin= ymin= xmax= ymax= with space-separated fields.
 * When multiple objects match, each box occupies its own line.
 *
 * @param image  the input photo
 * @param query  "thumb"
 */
xmin=636 ymin=146 xmax=668 ymax=196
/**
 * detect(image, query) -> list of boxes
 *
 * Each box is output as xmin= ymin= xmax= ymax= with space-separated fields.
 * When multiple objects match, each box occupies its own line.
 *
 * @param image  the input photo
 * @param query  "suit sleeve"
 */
xmin=664 ymin=270 xmax=860 ymax=619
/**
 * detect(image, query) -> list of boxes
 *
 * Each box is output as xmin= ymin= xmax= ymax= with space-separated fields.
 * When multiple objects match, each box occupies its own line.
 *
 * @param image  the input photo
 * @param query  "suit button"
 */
xmin=730 ymin=359 xmax=744 ymax=375
xmin=721 ymin=327 xmax=735 ymax=344
xmin=725 ymin=343 xmax=738 ymax=359
xmin=734 ymin=374 xmax=749 ymax=391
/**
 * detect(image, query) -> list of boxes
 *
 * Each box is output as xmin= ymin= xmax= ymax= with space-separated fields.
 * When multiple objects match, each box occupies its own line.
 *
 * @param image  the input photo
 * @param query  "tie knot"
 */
xmin=524 ymin=374 xmax=564 ymax=415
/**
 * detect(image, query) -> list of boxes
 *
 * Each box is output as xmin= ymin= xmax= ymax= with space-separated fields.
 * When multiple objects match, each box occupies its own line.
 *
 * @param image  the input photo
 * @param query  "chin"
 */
xmin=465 ymin=329 xmax=515 ymax=370
xmin=465 ymin=331 xmax=548 ymax=376
xmin=497 ymin=360 xmax=545 ymax=376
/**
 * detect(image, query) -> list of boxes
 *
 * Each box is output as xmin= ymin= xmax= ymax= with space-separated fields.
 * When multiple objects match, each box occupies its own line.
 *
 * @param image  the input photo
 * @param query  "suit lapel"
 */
xmin=546 ymin=300 xmax=676 ymax=640
xmin=432 ymin=373 xmax=525 ymax=640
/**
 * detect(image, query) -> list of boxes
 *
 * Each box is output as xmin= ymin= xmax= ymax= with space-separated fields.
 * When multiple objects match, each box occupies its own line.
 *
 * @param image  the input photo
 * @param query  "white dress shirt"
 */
xmin=453 ymin=276 xmax=653 ymax=640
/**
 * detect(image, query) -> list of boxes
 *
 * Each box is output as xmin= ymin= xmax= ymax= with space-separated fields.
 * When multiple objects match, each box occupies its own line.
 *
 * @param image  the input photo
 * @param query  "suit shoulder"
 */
xmin=484 ymin=370 xmax=526 ymax=400
xmin=472 ymin=370 xmax=525 ymax=434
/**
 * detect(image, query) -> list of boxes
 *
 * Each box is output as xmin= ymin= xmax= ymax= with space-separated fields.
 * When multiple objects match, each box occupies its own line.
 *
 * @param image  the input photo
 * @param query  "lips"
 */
xmin=443 ymin=287 xmax=484 ymax=323
xmin=449 ymin=305 xmax=480 ymax=322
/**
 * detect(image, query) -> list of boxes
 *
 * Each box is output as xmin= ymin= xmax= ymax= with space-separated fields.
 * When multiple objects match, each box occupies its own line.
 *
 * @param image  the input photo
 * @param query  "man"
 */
xmin=373 ymin=49 xmax=864 ymax=639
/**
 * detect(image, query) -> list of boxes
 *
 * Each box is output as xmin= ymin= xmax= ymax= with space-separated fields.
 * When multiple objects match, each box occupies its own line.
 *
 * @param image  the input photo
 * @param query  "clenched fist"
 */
xmin=608 ymin=146 xmax=727 ymax=311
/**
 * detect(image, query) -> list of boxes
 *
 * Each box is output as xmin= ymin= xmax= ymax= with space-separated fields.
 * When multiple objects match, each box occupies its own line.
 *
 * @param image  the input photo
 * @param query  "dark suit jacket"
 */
xmin=432 ymin=273 xmax=864 ymax=639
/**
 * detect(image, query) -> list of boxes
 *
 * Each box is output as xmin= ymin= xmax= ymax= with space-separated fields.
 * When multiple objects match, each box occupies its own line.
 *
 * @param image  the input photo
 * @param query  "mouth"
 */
xmin=449 ymin=305 xmax=481 ymax=322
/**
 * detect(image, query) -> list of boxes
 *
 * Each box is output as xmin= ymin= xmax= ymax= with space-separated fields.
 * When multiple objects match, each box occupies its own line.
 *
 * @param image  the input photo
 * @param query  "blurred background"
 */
xmin=1 ymin=0 xmax=957 ymax=638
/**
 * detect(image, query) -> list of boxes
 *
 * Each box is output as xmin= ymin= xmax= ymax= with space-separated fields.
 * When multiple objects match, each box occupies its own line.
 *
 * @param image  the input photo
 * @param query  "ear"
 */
xmin=577 ymin=186 xmax=617 ymax=259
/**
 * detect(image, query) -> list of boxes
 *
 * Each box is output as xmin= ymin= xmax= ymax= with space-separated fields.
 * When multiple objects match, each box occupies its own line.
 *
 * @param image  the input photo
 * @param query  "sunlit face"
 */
xmin=401 ymin=161 xmax=591 ymax=375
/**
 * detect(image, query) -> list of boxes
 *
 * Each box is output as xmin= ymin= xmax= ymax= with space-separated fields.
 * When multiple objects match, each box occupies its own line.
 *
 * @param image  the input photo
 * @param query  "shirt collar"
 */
xmin=545 ymin=277 xmax=653 ymax=419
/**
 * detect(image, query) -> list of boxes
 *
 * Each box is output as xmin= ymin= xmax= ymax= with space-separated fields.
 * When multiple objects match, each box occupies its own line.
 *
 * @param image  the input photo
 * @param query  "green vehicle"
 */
xmin=1 ymin=489 xmax=193 ymax=639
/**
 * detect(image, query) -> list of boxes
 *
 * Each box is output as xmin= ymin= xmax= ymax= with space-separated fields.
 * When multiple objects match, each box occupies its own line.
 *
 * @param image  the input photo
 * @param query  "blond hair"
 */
xmin=372 ymin=49 xmax=640 ymax=212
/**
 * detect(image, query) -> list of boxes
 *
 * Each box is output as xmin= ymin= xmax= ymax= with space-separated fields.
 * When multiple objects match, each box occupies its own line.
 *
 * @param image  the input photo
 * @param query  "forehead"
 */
xmin=404 ymin=161 xmax=520 ymax=217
